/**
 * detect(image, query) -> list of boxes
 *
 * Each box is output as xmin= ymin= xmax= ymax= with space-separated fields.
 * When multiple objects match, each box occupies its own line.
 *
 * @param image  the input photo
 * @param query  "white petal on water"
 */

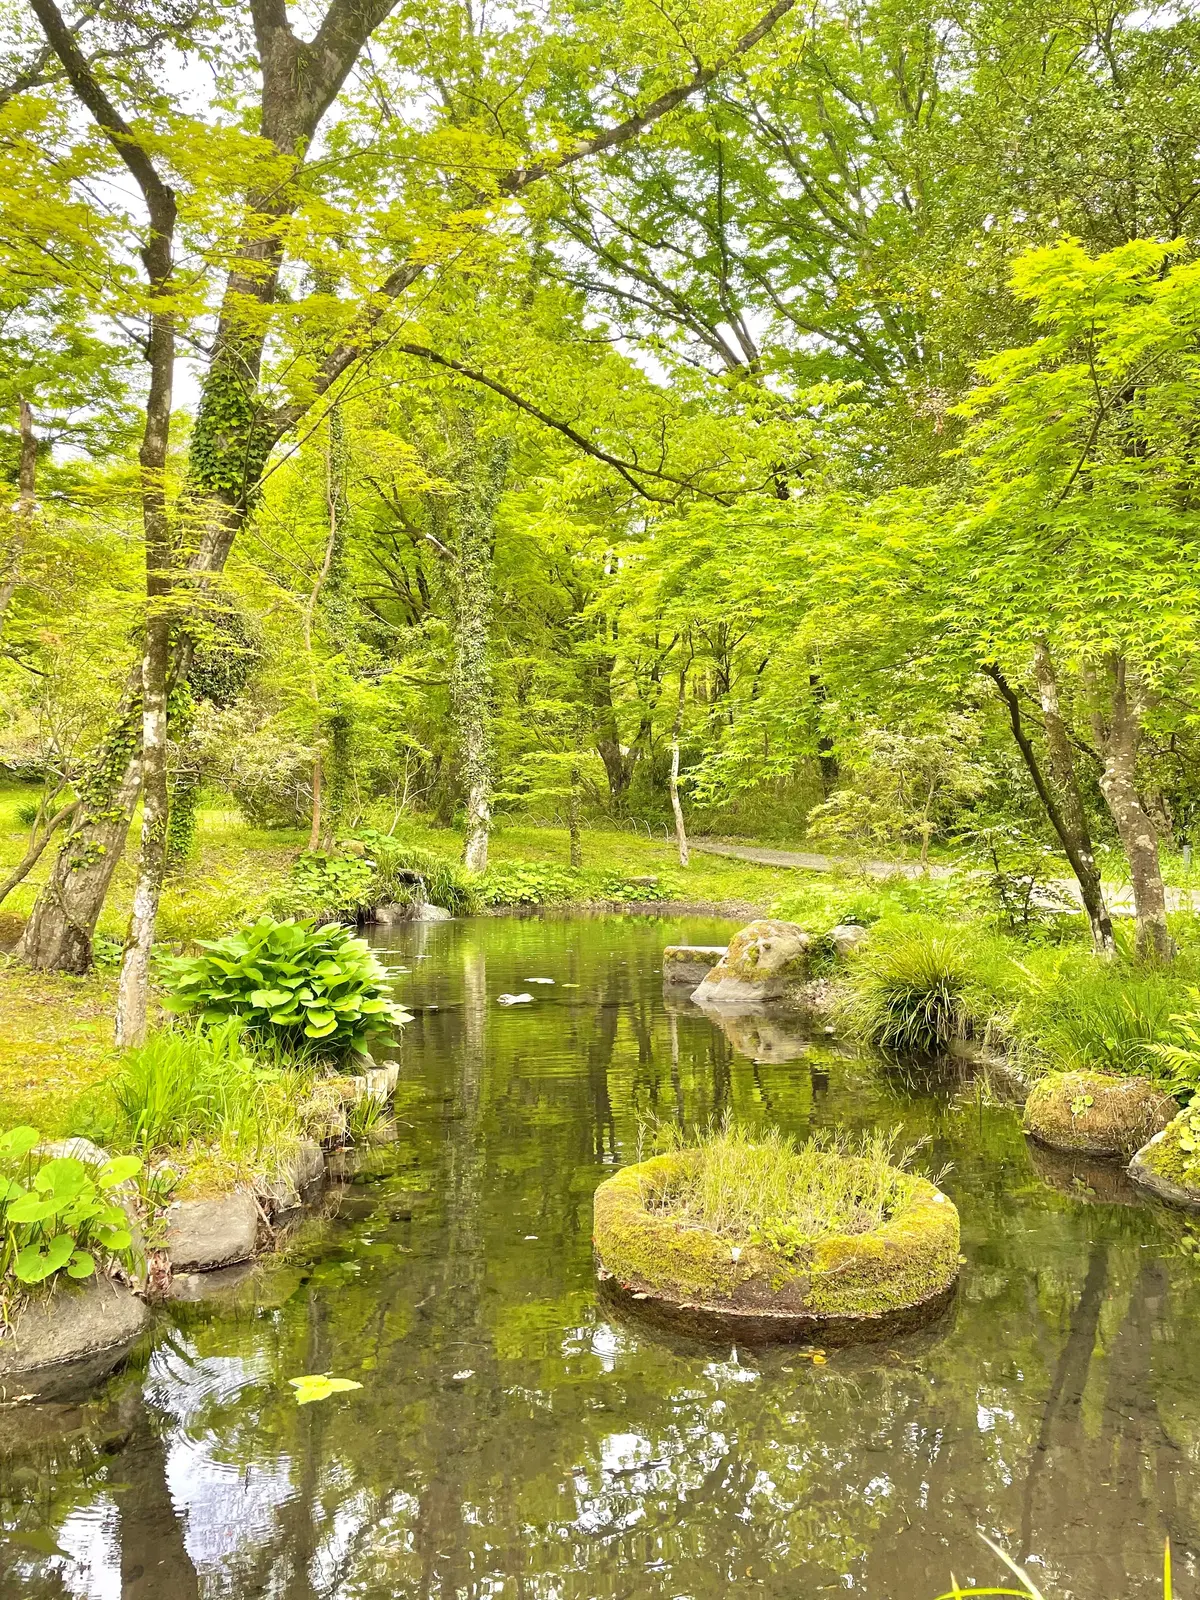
xmin=497 ymin=993 xmax=535 ymax=1005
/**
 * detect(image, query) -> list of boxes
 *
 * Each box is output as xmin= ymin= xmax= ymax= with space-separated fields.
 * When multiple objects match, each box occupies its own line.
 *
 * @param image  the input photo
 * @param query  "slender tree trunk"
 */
xmin=308 ymin=756 xmax=323 ymax=852
xmin=1087 ymin=655 xmax=1174 ymax=961
xmin=1030 ymin=638 xmax=1115 ymax=954
xmin=984 ymin=663 xmax=1116 ymax=956
xmin=115 ymin=176 xmax=178 ymax=1045
xmin=809 ymin=667 xmax=839 ymax=796
xmin=669 ymin=655 xmax=690 ymax=867
xmin=568 ymin=757 xmax=583 ymax=868
xmin=0 ymin=396 xmax=36 ymax=641
xmin=447 ymin=431 xmax=511 ymax=875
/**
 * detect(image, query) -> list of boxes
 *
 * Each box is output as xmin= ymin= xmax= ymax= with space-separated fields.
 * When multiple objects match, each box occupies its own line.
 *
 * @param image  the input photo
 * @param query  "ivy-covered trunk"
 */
xmin=447 ymin=432 xmax=511 ymax=875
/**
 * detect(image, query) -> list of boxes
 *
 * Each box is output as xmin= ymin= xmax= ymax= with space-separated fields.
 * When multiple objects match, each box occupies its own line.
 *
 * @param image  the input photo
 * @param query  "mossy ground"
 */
xmin=1140 ymin=1113 xmax=1200 ymax=1193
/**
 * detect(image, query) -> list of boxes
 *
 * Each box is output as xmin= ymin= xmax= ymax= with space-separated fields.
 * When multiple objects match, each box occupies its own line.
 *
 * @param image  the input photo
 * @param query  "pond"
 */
xmin=3 ymin=913 xmax=1200 ymax=1598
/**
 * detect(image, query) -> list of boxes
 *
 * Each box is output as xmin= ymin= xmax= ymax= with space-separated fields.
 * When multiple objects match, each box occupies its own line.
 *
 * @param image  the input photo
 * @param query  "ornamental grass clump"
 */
xmin=639 ymin=1122 xmax=923 ymax=1249
xmin=160 ymin=916 xmax=409 ymax=1062
xmin=847 ymin=924 xmax=1012 ymax=1054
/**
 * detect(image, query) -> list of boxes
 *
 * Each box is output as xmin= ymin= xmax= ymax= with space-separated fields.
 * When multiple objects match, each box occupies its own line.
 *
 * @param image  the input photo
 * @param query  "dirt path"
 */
xmin=691 ymin=840 xmax=1200 ymax=913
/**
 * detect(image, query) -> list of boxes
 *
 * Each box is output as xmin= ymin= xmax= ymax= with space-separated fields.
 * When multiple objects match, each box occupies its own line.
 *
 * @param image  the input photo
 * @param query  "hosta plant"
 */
xmin=161 ymin=917 xmax=410 ymax=1062
xmin=0 ymin=1126 xmax=141 ymax=1289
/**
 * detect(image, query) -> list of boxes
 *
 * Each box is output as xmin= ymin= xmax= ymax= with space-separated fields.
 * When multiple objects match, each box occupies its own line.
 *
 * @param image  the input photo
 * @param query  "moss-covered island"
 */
xmin=1129 ymin=1109 xmax=1200 ymax=1210
xmin=592 ymin=1130 xmax=960 ymax=1344
xmin=1023 ymin=1070 xmax=1177 ymax=1159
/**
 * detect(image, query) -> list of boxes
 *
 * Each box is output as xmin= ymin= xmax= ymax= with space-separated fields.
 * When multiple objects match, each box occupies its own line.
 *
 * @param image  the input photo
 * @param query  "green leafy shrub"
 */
xmin=0 ymin=1126 xmax=140 ymax=1289
xmin=1149 ymin=987 xmax=1200 ymax=1096
xmin=478 ymin=862 xmax=668 ymax=907
xmin=274 ymin=851 xmax=378 ymax=921
xmin=160 ymin=917 xmax=409 ymax=1062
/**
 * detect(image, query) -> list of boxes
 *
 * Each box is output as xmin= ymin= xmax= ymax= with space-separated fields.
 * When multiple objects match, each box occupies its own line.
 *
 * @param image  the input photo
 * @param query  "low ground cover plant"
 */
xmin=160 ymin=916 xmax=409 ymax=1061
xmin=272 ymin=837 xmax=480 ymax=921
xmin=637 ymin=1121 xmax=923 ymax=1248
xmin=0 ymin=1126 xmax=140 ymax=1294
xmin=478 ymin=862 xmax=670 ymax=907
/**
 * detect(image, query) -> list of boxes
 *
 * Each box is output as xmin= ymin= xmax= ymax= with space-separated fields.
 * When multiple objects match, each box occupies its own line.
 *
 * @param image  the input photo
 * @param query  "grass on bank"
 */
xmin=639 ymin=1122 xmax=923 ymax=1244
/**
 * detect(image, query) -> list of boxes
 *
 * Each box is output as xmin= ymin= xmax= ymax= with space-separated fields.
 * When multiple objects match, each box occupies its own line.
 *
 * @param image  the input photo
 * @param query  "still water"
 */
xmin=3 ymin=913 xmax=1200 ymax=1598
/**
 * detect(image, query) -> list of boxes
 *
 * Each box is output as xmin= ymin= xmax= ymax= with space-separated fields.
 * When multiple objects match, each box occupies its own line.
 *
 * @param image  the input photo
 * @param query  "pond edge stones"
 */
xmin=592 ymin=1151 xmax=960 ymax=1344
xmin=1129 ymin=1111 xmax=1200 ymax=1209
xmin=1023 ymin=1069 xmax=1176 ymax=1159
xmin=690 ymin=920 xmax=810 ymax=1005
xmin=662 ymin=945 xmax=727 ymax=987
xmin=0 ymin=1277 xmax=149 ymax=1397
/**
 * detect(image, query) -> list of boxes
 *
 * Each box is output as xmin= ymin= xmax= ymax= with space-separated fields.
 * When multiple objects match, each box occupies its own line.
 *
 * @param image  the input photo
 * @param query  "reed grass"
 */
xmin=639 ymin=1121 xmax=923 ymax=1242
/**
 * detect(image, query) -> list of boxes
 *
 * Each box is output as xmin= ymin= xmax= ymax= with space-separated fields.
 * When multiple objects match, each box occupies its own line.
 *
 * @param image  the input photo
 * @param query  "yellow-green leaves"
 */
xmin=288 ymin=1374 xmax=364 ymax=1405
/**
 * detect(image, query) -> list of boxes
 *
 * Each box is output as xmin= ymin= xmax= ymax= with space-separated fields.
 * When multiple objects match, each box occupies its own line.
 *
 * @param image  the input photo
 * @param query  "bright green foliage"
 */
xmin=1149 ymin=989 xmax=1200 ymax=1096
xmin=276 ymin=853 xmax=379 ymax=921
xmin=160 ymin=918 xmax=409 ymax=1061
xmin=478 ymin=862 xmax=668 ymax=907
xmin=0 ymin=1125 xmax=139 ymax=1288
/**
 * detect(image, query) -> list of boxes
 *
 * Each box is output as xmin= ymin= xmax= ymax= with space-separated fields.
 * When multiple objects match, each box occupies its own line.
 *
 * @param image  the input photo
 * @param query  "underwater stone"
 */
xmin=1023 ymin=1070 xmax=1175 ymax=1159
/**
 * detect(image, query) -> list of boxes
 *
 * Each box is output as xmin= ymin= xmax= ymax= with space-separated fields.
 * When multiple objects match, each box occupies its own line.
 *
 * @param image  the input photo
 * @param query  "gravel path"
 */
xmin=691 ymin=840 xmax=1200 ymax=913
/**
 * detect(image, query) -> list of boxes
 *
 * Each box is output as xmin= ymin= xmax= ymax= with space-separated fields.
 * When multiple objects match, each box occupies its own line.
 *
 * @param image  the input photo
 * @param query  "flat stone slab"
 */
xmin=0 ymin=1278 xmax=149 ymax=1395
xmin=166 ymin=1191 xmax=260 ymax=1272
xmin=663 ymin=946 xmax=727 ymax=986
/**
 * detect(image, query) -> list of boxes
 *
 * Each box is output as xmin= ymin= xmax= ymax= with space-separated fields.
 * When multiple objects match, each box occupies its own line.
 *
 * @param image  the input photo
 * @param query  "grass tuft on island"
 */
xmin=638 ymin=1122 xmax=925 ymax=1247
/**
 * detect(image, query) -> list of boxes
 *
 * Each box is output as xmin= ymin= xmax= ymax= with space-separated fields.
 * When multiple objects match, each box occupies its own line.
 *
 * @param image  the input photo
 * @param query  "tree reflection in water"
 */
xmin=3 ymin=915 xmax=1200 ymax=1598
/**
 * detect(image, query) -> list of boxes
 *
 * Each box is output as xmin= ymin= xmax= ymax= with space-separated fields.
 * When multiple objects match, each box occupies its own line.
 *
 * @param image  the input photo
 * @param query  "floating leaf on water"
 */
xmin=451 ymin=1369 xmax=474 ymax=1381
xmin=497 ymin=994 xmax=534 ymax=1006
xmin=288 ymin=1374 xmax=364 ymax=1405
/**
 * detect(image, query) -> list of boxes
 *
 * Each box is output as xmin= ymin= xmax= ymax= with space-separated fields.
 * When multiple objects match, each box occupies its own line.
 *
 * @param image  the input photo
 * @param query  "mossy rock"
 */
xmin=592 ymin=1151 xmax=960 ymax=1345
xmin=1023 ymin=1070 xmax=1176 ymax=1159
xmin=691 ymin=920 xmax=810 ymax=1005
xmin=1129 ymin=1110 xmax=1200 ymax=1210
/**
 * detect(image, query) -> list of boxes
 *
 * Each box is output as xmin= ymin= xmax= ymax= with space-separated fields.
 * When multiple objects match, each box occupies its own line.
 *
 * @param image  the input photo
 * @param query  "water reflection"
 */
xmin=2 ymin=914 xmax=1200 ymax=1597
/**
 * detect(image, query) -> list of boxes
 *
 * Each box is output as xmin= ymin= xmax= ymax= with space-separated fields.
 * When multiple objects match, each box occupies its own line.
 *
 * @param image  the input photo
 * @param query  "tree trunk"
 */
xmin=568 ymin=757 xmax=583 ymax=868
xmin=308 ymin=756 xmax=323 ymax=853
xmin=669 ymin=655 xmax=690 ymax=867
xmin=984 ymin=663 xmax=1116 ymax=956
xmin=809 ymin=667 xmax=839 ymax=796
xmin=115 ymin=166 xmax=177 ymax=1046
xmin=0 ymin=396 xmax=36 ymax=642
xmin=448 ymin=431 xmax=511 ymax=875
xmin=1088 ymin=655 xmax=1174 ymax=961
xmin=1031 ymin=637 xmax=1115 ymax=955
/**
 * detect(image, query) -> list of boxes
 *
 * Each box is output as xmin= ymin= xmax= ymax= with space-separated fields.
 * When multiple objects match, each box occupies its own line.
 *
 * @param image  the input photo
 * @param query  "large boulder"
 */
xmin=0 ymin=1278 xmax=149 ymax=1396
xmin=662 ymin=945 xmax=727 ymax=987
xmin=1023 ymin=1070 xmax=1176 ymax=1159
xmin=165 ymin=1191 xmax=260 ymax=1272
xmin=1129 ymin=1110 xmax=1200 ymax=1210
xmin=691 ymin=920 xmax=809 ymax=1005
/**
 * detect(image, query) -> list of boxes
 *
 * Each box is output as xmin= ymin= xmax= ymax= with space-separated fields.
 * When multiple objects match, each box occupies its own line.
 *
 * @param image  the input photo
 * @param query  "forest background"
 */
xmin=3 ymin=0 xmax=1200 ymax=1052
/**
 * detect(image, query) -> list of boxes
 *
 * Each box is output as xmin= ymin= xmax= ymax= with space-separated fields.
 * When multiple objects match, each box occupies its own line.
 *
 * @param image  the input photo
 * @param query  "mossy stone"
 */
xmin=1023 ymin=1070 xmax=1176 ymax=1159
xmin=592 ymin=1151 xmax=960 ymax=1345
xmin=1129 ymin=1112 xmax=1200 ymax=1210
xmin=691 ymin=920 xmax=810 ymax=1005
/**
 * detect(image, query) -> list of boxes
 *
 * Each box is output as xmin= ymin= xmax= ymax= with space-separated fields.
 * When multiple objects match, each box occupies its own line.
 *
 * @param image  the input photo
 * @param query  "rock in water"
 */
xmin=0 ymin=1278 xmax=149 ymax=1394
xmin=691 ymin=920 xmax=810 ymax=1005
xmin=662 ymin=946 xmax=727 ymax=987
xmin=166 ymin=1191 xmax=260 ymax=1272
xmin=1023 ymin=1070 xmax=1175 ymax=1158
xmin=1129 ymin=1111 xmax=1200 ymax=1210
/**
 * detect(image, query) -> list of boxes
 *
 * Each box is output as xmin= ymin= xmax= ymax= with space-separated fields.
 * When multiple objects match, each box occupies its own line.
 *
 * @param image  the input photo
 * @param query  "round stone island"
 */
xmin=593 ymin=1148 xmax=960 ymax=1345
